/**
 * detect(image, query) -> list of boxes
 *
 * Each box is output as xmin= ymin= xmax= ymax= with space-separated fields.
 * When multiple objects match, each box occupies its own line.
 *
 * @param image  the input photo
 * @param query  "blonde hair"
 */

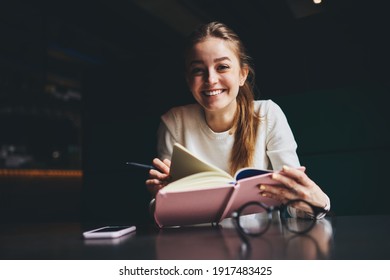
xmin=186 ymin=22 xmax=260 ymax=175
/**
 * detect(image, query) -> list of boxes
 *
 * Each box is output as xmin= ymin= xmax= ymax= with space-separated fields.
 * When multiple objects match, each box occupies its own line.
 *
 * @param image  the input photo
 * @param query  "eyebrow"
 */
xmin=189 ymin=56 xmax=232 ymax=65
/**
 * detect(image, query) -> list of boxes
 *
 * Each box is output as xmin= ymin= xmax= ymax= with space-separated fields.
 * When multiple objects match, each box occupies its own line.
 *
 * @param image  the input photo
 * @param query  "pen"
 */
xmin=126 ymin=162 xmax=155 ymax=170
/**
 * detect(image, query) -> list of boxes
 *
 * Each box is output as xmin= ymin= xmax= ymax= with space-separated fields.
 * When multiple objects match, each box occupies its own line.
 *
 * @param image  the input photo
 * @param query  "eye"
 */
xmin=189 ymin=67 xmax=204 ymax=76
xmin=217 ymin=64 xmax=230 ymax=72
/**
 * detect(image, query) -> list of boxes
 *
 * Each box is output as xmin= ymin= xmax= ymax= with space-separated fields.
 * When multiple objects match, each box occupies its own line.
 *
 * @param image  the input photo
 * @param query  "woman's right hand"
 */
xmin=145 ymin=158 xmax=171 ymax=196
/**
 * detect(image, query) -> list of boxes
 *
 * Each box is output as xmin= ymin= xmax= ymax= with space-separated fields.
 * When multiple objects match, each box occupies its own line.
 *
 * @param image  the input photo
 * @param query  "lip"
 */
xmin=202 ymin=89 xmax=225 ymax=96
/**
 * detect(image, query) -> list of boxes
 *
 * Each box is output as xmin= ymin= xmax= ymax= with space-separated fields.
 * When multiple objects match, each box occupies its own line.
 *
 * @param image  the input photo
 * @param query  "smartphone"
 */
xmin=83 ymin=225 xmax=136 ymax=239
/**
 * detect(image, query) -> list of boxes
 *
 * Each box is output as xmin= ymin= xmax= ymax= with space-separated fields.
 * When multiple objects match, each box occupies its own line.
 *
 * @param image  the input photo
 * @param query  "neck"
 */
xmin=204 ymin=104 xmax=237 ymax=133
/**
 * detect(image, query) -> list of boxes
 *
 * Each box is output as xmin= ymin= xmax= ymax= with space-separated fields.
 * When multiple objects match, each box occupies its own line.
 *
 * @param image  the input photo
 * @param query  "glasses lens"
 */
xmin=281 ymin=200 xmax=316 ymax=233
xmin=237 ymin=203 xmax=270 ymax=235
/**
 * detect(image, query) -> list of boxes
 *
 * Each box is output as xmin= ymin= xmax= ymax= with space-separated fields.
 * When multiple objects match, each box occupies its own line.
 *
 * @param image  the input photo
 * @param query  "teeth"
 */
xmin=204 ymin=89 xmax=223 ymax=96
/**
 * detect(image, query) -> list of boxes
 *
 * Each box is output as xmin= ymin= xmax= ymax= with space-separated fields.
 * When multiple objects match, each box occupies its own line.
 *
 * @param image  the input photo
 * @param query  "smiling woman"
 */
xmin=145 ymin=21 xmax=331 ymax=219
xmin=185 ymin=38 xmax=248 ymax=124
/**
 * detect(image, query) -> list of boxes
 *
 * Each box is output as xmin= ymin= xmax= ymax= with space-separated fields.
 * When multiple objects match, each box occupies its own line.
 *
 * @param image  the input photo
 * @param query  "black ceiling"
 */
xmin=1 ymin=0 xmax=389 ymax=98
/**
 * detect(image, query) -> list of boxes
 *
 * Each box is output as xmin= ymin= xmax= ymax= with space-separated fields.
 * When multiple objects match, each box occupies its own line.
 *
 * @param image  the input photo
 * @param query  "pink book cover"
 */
xmin=154 ymin=185 xmax=234 ymax=227
xmin=153 ymin=172 xmax=284 ymax=228
xmin=219 ymin=174 xmax=282 ymax=221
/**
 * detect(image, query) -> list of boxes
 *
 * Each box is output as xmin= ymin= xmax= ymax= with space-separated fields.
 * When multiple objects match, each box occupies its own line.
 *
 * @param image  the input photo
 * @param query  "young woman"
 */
xmin=146 ymin=21 xmax=330 ymax=213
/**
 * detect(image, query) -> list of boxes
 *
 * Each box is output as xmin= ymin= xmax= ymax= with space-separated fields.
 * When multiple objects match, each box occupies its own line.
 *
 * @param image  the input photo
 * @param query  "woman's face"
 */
xmin=186 ymin=37 xmax=248 ymax=114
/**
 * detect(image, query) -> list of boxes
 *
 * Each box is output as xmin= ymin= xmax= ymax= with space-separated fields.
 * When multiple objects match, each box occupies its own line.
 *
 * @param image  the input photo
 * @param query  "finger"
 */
xmin=152 ymin=158 xmax=170 ymax=174
xmin=271 ymin=172 xmax=299 ymax=191
xmin=272 ymin=170 xmax=314 ymax=193
xmin=280 ymin=166 xmax=312 ymax=186
xmin=259 ymin=184 xmax=298 ymax=201
xmin=145 ymin=178 xmax=167 ymax=189
xmin=149 ymin=169 xmax=170 ymax=180
xmin=146 ymin=178 xmax=162 ymax=187
xmin=258 ymin=189 xmax=287 ymax=204
xmin=163 ymin=159 xmax=171 ymax=168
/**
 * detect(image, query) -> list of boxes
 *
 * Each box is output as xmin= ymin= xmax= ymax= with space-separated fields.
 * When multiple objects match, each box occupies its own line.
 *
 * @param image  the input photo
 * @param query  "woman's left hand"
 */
xmin=259 ymin=165 xmax=328 ymax=209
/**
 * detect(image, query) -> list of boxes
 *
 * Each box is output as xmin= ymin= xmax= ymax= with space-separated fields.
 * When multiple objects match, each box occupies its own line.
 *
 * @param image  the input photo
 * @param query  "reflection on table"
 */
xmin=156 ymin=217 xmax=333 ymax=260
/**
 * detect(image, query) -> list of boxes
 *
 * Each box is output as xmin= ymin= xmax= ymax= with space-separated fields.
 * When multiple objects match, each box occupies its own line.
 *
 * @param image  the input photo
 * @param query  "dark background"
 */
xmin=1 ymin=0 xmax=389 ymax=225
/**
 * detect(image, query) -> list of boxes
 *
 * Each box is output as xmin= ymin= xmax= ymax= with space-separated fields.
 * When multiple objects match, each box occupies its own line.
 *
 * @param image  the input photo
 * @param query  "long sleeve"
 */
xmin=263 ymin=101 xmax=300 ymax=170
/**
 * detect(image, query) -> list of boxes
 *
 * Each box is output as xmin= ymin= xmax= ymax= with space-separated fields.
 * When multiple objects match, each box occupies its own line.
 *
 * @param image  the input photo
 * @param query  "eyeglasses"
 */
xmin=231 ymin=199 xmax=328 ymax=237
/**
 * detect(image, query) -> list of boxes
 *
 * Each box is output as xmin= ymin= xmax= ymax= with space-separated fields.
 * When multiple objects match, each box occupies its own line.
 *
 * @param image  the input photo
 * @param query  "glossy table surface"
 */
xmin=1 ymin=215 xmax=389 ymax=260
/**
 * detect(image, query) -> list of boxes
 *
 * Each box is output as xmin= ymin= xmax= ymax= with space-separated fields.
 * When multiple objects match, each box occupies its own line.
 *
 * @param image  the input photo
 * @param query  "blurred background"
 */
xmin=1 ymin=0 xmax=389 ymax=225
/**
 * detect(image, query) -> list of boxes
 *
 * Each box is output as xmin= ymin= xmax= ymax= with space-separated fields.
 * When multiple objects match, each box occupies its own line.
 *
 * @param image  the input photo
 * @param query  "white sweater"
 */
xmin=157 ymin=100 xmax=300 ymax=173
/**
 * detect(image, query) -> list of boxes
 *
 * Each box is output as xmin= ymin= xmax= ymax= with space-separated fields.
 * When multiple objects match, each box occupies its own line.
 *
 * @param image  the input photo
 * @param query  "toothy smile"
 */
xmin=203 ymin=89 xmax=224 ymax=96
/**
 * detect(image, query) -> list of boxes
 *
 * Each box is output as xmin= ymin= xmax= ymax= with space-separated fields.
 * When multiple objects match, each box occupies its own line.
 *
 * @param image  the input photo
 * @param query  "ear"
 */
xmin=239 ymin=65 xmax=249 ymax=86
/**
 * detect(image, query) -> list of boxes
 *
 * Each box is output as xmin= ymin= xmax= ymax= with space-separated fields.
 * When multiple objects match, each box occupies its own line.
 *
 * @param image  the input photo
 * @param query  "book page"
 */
xmin=162 ymin=171 xmax=234 ymax=193
xmin=169 ymin=143 xmax=232 ymax=182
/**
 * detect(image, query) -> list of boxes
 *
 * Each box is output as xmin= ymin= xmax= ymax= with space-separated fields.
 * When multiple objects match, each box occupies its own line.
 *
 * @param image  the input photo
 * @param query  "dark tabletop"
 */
xmin=1 ymin=215 xmax=389 ymax=260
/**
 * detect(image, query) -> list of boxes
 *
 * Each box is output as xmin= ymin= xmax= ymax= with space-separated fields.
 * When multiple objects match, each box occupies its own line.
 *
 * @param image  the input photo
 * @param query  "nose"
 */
xmin=205 ymin=69 xmax=218 ymax=85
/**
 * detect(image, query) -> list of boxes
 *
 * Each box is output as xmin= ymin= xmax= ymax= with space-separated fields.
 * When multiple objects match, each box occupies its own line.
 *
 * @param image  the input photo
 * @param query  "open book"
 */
xmin=154 ymin=143 xmax=294 ymax=227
